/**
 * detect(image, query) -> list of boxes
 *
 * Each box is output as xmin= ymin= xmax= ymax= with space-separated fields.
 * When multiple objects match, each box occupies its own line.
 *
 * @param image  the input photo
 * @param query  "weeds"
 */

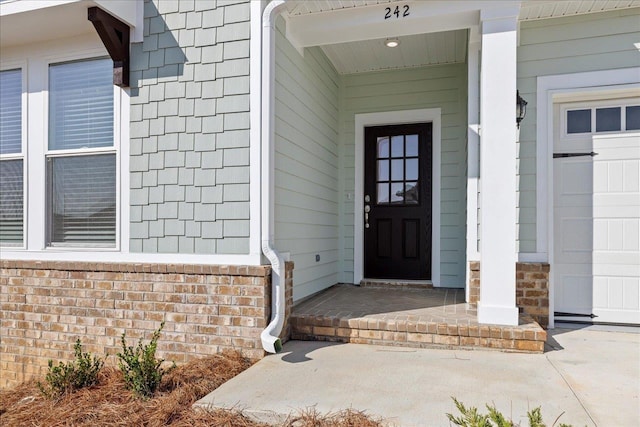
xmin=447 ymin=397 xmax=573 ymax=427
xmin=117 ymin=321 xmax=174 ymax=398
xmin=37 ymin=339 xmax=104 ymax=398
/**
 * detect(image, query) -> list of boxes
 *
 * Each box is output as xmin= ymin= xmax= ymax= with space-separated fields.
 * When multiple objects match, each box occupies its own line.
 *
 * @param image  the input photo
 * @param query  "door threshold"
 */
xmin=360 ymin=278 xmax=433 ymax=289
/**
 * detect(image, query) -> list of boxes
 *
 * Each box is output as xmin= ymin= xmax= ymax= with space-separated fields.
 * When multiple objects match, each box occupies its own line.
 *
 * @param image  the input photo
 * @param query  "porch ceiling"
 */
xmin=320 ymin=29 xmax=468 ymax=74
xmin=283 ymin=0 xmax=640 ymax=74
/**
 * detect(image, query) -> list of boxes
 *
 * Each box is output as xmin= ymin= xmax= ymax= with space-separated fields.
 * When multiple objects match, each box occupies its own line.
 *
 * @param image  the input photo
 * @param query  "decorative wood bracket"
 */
xmin=88 ymin=6 xmax=130 ymax=87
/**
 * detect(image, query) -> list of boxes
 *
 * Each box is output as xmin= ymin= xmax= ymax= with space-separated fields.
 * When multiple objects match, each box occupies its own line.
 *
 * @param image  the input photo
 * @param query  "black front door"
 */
xmin=364 ymin=123 xmax=432 ymax=280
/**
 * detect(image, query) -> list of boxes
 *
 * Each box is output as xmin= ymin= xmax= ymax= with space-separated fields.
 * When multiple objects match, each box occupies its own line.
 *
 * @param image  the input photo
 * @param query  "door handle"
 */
xmin=364 ymin=204 xmax=370 ymax=228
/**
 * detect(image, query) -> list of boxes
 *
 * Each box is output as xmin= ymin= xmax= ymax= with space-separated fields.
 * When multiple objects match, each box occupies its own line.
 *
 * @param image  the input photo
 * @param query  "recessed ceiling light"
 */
xmin=385 ymin=38 xmax=400 ymax=48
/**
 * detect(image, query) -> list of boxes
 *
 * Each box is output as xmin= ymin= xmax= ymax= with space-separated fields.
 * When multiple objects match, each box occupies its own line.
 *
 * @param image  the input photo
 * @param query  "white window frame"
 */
xmin=1 ymin=39 xmax=125 ymax=253
xmin=562 ymin=99 xmax=640 ymax=139
xmin=44 ymin=56 xmax=121 ymax=249
xmin=0 ymin=61 xmax=28 ymax=249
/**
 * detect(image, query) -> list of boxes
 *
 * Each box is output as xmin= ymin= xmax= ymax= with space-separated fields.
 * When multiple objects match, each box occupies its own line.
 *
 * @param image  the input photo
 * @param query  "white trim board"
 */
xmin=249 ymin=0 xmax=265 ymax=260
xmin=536 ymin=67 xmax=640 ymax=328
xmin=0 ymin=250 xmax=262 ymax=266
xmin=353 ymin=108 xmax=441 ymax=286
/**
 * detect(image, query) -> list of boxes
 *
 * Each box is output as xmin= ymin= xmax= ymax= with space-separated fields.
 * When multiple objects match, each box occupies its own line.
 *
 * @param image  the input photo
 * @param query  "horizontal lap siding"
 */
xmin=340 ymin=64 xmax=468 ymax=287
xmin=517 ymin=8 xmax=640 ymax=252
xmin=274 ymin=19 xmax=340 ymax=301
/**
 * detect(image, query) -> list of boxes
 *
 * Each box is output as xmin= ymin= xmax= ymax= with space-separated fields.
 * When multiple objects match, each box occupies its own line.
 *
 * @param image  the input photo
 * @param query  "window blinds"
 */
xmin=0 ymin=69 xmax=23 ymax=245
xmin=49 ymin=58 xmax=113 ymax=151
xmin=0 ymin=69 xmax=21 ymax=155
xmin=48 ymin=59 xmax=116 ymax=245
xmin=0 ymin=160 xmax=23 ymax=244
xmin=49 ymin=155 xmax=116 ymax=244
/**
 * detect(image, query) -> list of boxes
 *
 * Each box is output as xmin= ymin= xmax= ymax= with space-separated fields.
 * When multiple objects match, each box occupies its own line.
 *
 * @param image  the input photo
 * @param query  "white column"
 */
xmin=477 ymin=7 xmax=520 ymax=326
xmin=465 ymin=27 xmax=480 ymax=302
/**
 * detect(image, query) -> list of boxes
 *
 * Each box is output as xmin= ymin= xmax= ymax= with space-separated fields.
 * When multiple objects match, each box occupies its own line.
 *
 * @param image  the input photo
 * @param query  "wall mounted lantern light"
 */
xmin=516 ymin=90 xmax=528 ymax=128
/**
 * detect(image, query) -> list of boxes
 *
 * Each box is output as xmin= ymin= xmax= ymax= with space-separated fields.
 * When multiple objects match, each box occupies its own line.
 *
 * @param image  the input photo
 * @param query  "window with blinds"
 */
xmin=48 ymin=58 xmax=116 ymax=246
xmin=0 ymin=68 xmax=24 ymax=246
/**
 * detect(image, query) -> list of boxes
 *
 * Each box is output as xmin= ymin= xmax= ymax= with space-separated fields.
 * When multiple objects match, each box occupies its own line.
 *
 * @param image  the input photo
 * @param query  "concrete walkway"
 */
xmin=196 ymin=326 xmax=640 ymax=426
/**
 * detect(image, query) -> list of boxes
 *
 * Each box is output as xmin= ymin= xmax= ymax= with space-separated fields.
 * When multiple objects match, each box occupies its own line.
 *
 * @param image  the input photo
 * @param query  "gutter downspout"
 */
xmin=260 ymin=0 xmax=289 ymax=354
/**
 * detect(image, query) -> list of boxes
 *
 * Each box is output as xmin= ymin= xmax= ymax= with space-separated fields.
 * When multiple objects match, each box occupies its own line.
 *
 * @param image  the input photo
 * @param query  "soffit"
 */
xmin=519 ymin=0 xmax=640 ymax=21
xmin=321 ymin=29 xmax=468 ymax=75
xmin=284 ymin=0 xmax=639 ymax=75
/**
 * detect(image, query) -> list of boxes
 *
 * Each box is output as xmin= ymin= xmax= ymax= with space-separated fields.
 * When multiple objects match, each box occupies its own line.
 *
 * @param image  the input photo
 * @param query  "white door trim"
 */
xmin=353 ymin=108 xmax=441 ymax=286
xmin=536 ymin=67 xmax=640 ymax=328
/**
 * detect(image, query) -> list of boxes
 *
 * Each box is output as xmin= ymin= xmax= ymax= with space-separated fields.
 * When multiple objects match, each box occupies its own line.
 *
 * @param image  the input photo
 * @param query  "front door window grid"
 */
xmin=376 ymin=134 xmax=420 ymax=205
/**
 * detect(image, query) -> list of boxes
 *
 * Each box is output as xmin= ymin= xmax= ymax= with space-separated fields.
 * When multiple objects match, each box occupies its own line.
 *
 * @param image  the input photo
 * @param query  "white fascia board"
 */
xmin=0 ymin=0 xmax=139 ymax=26
xmin=286 ymin=1 xmax=483 ymax=48
xmin=93 ymin=0 xmax=139 ymax=28
xmin=0 ymin=0 xmax=78 ymax=16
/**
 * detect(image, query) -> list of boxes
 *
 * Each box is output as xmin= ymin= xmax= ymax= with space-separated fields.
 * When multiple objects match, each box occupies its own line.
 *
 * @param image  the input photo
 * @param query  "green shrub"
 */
xmin=117 ymin=322 xmax=174 ymax=398
xmin=37 ymin=339 xmax=104 ymax=398
xmin=447 ymin=397 xmax=573 ymax=427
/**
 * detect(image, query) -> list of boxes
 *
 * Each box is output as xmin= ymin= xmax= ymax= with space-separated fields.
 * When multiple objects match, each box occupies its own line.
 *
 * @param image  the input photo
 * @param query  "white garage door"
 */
xmin=554 ymin=99 xmax=640 ymax=325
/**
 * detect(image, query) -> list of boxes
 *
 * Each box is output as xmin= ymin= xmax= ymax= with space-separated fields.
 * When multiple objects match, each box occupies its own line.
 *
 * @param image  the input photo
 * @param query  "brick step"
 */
xmin=291 ymin=313 xmax=546 ymax=353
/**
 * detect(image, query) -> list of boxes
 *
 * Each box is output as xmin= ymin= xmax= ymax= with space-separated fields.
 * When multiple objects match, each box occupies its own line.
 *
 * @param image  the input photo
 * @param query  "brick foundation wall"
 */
xmin=468 ymin=262 xmax=549 ymax=328
xmin=0 ymin=260 xmax=294 ymax=388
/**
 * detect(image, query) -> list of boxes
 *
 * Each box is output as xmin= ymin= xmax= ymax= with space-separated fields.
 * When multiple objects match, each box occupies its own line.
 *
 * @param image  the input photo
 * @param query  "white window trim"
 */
xmin=536 ymin=67 xmax=640 ymax=328
xmin=42 ymin=53 xmax=121 ymax=250
xmin=353 ymin=108 xmax=441 ymax=286
xmin=562 ymin=99 xmax=640 ymax=138
xmin=0 ymin=40 xmax=127 ymax=253
xmin=249 ymin=0 xmax=265 ymax=260
xmin=45 ymin=57 xmax=120 ymax=249
xmin=0 ymin=61 xmax=27 ymax=248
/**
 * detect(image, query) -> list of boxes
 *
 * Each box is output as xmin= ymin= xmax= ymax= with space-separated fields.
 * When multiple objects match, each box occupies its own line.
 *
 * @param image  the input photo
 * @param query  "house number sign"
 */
xmin=384 ymin=4 xmax=410 ymax=19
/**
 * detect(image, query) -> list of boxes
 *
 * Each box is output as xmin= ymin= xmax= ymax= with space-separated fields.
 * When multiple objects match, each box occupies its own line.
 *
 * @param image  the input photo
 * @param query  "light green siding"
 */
xmin=274 ymin=20 xmax=341 ymax=300
xmin=517 ymin=8 xmax=640 ymax=252
xmin=339 ymin=64 xmax=468 ymax=287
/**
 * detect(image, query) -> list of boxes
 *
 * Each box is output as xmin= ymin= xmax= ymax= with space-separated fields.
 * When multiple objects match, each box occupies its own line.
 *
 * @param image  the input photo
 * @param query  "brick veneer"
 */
xmin=0 ymin=260 xmax=293 ymax=388
xmin=292 ymin=312 xmax=546 ymax=353
xmin=468 ymin=262 xmax=549 ymax=328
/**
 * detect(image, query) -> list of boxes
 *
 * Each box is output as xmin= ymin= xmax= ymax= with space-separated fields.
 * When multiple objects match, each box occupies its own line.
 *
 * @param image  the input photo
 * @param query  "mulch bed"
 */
xmin=0 ymin=351 xmax=382 ymax=427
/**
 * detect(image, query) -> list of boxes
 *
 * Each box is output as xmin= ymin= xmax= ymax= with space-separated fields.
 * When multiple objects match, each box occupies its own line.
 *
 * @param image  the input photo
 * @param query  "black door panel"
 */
xmin=364 ymin=123 xmax=432 ymax=279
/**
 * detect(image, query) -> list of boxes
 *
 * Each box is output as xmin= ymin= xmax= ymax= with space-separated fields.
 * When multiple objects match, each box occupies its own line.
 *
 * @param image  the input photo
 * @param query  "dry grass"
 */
xmin=0 ymin=351 xmax=383 ymax=427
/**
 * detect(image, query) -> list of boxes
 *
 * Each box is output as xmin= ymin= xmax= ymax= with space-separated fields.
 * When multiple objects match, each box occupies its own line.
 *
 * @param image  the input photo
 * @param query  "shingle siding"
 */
xmin=130 ymin=0 xmax=251 ymax=254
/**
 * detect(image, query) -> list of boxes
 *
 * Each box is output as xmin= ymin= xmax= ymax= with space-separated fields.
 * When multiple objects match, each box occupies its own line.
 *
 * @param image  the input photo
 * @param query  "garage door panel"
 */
xmin=624 ymin=159 xmax=639 ymax=192
xmin=594 ymin=194 xmax=640 ymax=209
xmin=556 ymin=161 xmax=592 ymax=196
xmin=591 ymin=309 xmax=640 ymax=324
xmin=593 ymin=276 xmax=637 ymax=311
xmin=555 ymin=270 xmax=593 ymax=315
xmin=623 ymin=219 xmax=639 ymax=251
xmin=554 ymin=101 xmax=639 ymax=325
xmin=622 ymin=277 xmax=640 ymax=310
xmin=561 ymin=218 xmax=593 ymax=251
xmin=593 ymin=252 xmax=640 ymax=266
xmin=592 ymin=263 xmax=640 ymax=276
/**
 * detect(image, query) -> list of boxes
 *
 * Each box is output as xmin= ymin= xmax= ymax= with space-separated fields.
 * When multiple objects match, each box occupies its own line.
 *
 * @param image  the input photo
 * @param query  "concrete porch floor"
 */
xmin=291 ymin=284 xmax=546 ymax=352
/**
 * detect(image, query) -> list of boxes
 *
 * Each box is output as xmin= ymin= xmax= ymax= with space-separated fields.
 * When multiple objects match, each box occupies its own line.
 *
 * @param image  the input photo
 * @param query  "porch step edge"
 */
xmin=290 ymin=313 xmax=546 ymax=353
